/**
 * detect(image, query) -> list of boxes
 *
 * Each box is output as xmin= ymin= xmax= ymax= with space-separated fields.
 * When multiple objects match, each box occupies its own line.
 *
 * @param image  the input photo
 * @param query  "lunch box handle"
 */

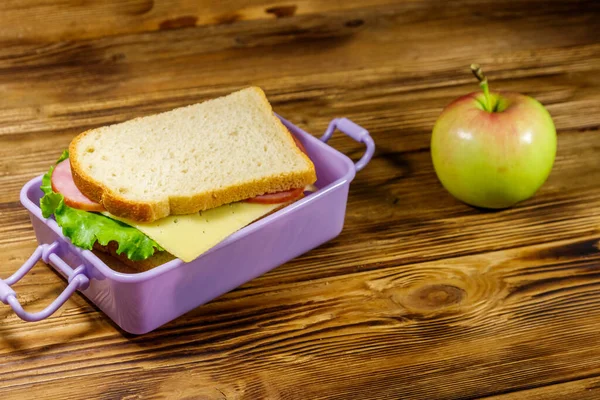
xmin=321 ymin=118 xmax=375 ymax=172
xmin=0 ymin=241 xmax=89 ymax=322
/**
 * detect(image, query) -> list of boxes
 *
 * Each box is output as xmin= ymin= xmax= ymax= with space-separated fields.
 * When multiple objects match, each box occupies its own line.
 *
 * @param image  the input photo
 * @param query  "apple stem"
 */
xmin=470 ymin=64 xmax=492 ymax=112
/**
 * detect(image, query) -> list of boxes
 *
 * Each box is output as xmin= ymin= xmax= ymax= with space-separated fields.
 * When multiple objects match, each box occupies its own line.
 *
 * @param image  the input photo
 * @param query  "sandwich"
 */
xmin=40 ymin=87 xmax=317 ymax=271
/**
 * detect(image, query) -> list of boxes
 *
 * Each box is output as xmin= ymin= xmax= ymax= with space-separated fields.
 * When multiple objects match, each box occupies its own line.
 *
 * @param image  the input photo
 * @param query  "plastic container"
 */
xmin=0 ymin=116 xmax=374 ymax=334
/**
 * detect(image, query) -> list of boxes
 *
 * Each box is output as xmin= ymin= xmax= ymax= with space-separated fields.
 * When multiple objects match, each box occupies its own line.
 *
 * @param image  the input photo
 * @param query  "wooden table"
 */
xmin=0 ymin=1 xmax=599 ymax=399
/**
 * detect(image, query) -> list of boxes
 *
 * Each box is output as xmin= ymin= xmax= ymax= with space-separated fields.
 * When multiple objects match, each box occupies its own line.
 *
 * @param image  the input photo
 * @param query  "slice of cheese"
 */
xmin=104 ymin=202 xmax=282 ymax=262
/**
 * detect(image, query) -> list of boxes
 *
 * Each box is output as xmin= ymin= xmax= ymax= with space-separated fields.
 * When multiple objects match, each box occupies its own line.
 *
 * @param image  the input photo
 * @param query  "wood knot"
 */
xmin=345 ymin=19 xmax=365 ymax=28
xmin=110 ymin=53 xmax=126 ymax=63
xmin=402 ymin=284 xmax=466 ymax=312
xmin=122 ymin=0 xmax=154 ymax=16
xmin=266 ymin=5 xmax=298 ymax=18
xmin=159 ymin=16 xmax=198 ymax=30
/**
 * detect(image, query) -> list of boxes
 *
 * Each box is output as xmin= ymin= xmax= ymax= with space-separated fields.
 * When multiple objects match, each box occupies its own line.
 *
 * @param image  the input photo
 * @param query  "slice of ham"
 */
xmin=245 ymin=187 xmax=304 ymax=204
xmin=51 ymin=160 xmax=106 ymax=212
xmin=245 ymin=134 xmax=311 ymax=204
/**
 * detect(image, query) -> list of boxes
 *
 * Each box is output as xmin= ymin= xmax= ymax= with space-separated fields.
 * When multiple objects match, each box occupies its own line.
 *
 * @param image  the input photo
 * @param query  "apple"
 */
xmin=430 ymin=64 xmax=557 ymax=209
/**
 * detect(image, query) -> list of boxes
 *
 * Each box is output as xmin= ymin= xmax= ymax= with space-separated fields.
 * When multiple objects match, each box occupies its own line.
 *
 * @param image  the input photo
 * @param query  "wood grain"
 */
xmin=0 ymin=0 xmax=599 ymax=399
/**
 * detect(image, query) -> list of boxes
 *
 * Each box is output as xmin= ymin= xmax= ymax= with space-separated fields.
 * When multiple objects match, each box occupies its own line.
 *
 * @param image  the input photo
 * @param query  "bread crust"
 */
xmin=69 ymin=87 xmax=317 ymax=223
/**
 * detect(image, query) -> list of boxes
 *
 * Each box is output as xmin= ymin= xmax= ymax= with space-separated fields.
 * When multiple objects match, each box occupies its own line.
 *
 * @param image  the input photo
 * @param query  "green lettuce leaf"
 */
xmin=40 ymin=149 xmax=69 ymax=199
xmin=40 ymin=151 xmax=162 ymax=261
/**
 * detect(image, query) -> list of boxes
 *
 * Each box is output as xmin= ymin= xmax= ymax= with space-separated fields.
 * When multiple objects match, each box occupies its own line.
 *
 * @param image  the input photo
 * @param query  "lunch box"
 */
xmin=0 ymin=116 xmax=374 ymax=334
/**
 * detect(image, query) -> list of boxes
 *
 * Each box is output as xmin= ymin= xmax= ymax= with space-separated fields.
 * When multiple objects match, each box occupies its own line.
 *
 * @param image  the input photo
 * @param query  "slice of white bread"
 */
xmin=69 ymin=87 xmax=317 ymax=222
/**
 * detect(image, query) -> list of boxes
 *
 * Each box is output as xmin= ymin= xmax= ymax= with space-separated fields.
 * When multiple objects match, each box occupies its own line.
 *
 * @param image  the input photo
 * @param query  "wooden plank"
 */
xmin=2 ymin=236 xmax=600 ymax=398
xmin=1 ymin=0 xmax=594 ymax=43
xmin=0 ymin=0 xmax=398 ymax=42
xmin=0 ymin=0 xmax=597 ymax=117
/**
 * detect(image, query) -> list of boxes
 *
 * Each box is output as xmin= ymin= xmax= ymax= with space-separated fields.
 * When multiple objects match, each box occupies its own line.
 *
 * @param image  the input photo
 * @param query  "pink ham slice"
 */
xmin=245 ymin=187 xmax=304 ymax=204
xmin=51 ymin=160 xmax=106 ymax=212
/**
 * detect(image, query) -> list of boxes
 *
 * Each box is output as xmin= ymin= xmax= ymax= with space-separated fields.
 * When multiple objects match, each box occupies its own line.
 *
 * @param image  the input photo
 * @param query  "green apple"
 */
xmin=431 ymin=65 xmax=557 ymax=209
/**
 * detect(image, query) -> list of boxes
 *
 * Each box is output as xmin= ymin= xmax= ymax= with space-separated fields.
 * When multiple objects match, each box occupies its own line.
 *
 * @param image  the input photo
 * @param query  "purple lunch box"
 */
xmin=0 ymin=116 xmax=374 ymax=334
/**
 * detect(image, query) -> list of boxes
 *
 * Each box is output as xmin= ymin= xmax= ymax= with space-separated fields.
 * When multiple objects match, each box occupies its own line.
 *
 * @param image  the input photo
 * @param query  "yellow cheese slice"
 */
xmin=104 ymin=202 xmax=282 ymax=262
